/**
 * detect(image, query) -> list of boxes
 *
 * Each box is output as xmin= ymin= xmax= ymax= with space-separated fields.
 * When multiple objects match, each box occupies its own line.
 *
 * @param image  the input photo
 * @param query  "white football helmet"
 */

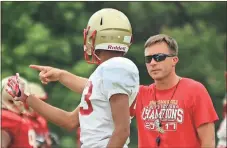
xmin=83 ymin=8 xmax=133 ymax=64
xmin=29 ymin=82 xmax=48 ymax=100
xmin=1 ymin=76 xmax=29 ymax=114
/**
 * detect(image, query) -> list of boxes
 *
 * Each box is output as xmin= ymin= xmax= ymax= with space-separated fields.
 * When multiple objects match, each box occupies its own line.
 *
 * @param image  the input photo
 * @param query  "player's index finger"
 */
xmin=29 ymin=65 xmax=45 ymax=71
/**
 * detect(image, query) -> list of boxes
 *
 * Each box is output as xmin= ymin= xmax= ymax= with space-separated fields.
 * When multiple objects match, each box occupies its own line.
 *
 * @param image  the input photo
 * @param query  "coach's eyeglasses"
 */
xmin=145 ymin=53 xmax=176 ymax=63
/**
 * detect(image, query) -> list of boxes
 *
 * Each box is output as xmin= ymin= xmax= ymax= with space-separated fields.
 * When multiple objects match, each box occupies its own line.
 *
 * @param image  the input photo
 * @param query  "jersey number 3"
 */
xmin=80 ymin=81 xmax=93 ymax=115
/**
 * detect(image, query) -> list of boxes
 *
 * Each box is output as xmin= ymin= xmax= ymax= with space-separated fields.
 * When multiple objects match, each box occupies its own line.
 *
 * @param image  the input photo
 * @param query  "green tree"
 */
xmin=2 ymin=2 xmax=226 ymax=147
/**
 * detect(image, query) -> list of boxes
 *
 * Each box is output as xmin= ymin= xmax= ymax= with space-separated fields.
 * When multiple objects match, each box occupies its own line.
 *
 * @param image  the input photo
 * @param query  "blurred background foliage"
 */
xmin=1 ymin=1 xmax=226 ymax=147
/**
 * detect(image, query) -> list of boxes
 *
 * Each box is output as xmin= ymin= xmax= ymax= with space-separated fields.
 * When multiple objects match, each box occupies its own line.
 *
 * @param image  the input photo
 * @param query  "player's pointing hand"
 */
xmin=29 ymin=65 xmax=63 ymax=84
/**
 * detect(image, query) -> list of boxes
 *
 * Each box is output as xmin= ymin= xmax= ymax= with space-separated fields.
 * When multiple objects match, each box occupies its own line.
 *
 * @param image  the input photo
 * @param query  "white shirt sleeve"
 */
xmin=101 ymin=60 xmax=139 ymax=100
xmin=217 ymin=116 xmax=227 ymax=148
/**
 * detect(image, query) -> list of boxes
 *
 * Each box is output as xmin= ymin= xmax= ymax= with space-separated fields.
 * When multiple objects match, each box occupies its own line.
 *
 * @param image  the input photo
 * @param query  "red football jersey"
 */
xmin=1 ymin=110 xmax=50 ymax=148
xmin=23 ymin=115 xmax=50 ymax=147
xmin=134 ymin=78 xmax=219 ymax=148
xmin=2 ymin=109 xmax=32 ymax=148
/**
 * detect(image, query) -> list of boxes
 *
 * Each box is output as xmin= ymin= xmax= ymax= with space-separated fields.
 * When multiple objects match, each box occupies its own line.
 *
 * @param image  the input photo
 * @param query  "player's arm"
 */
xmin=30 ymin=65 xmax=88 ymax=94
xmin=5 ymin=73 xmax=80 ymax=131
xmin=59 ymin=70 xmax=88 ymax=94
xmin=1 ymin=130 xmax=12 ymax=148
xmin=107 ymin=94 xmax=130 ymax=148
xmin=192 ymin=82 xmax=219 ymax=148
xmin=26 ymin=95 xmax=80 ymax=131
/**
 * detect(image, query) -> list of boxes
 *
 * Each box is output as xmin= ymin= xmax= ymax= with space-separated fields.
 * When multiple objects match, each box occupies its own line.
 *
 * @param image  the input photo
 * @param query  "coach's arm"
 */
xmin=197 ymin=123 xmax=216 ymax=148
xmin=193 ymin=83 xmax=218 ymax=148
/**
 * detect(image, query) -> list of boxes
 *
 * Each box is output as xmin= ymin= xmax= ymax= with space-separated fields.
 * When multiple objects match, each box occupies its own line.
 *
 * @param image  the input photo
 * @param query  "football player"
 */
xmin=5 ymin=8 xmax=140 ymax=148
xmin=217 ymin=96 xmax=227 ymax=148
xmin=1 ymin=76 xmax=31 ymax=148
xmin=1 ymin=77 xmax=56 ymax=148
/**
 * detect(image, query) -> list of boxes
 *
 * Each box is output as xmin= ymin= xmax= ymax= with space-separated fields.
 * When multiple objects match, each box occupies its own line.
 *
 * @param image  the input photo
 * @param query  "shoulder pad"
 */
xmin=2 ymin=110 xmax=22 ymax=128
xmin=101 ymin=57 xmax=138 ymax=74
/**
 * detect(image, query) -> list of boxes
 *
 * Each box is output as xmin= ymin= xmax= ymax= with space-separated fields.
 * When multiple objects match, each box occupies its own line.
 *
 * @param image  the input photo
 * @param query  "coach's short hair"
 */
xmin=144 ymin=34 xmax=178 ymax=55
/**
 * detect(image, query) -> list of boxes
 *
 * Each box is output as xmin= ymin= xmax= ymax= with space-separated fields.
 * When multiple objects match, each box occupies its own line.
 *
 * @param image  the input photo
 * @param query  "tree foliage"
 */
xmin=2 ymin=2 xmax=226 ymax=147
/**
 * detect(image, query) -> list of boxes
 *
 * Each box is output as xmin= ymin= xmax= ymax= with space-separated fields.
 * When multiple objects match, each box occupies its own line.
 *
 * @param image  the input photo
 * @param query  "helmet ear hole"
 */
xmin=100 ymin=17 xmax=103 ymax=25
xmin=8 ymin=100 xmax=14 ymax=104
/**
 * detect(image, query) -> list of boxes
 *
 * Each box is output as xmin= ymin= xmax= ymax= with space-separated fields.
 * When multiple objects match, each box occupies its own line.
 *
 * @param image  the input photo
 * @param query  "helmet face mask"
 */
xmin=83 ymin=26 xmax=100 ymax=64
xmin=83 ymin=8 xmax=133 ymax=65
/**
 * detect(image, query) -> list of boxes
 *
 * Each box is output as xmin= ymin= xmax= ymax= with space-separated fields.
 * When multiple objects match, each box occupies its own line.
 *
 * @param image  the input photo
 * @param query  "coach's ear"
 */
xmin=172 ymin=56 xmax=179 ymax=67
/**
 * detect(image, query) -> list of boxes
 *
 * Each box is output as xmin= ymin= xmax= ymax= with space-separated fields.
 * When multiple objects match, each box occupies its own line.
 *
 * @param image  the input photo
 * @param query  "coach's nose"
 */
xmin=148 ymin=58 xmax=157 ymax=66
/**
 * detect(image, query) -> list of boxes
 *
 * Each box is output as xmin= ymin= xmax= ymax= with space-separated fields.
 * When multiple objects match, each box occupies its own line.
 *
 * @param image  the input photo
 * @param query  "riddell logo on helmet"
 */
xmin=108 ymin=45 xmax=126 ymax=51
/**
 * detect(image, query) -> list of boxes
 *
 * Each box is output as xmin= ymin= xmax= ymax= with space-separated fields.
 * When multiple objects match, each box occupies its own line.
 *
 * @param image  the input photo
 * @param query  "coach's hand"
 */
xmin=30 ymin=65 xmax=64 ymax=85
